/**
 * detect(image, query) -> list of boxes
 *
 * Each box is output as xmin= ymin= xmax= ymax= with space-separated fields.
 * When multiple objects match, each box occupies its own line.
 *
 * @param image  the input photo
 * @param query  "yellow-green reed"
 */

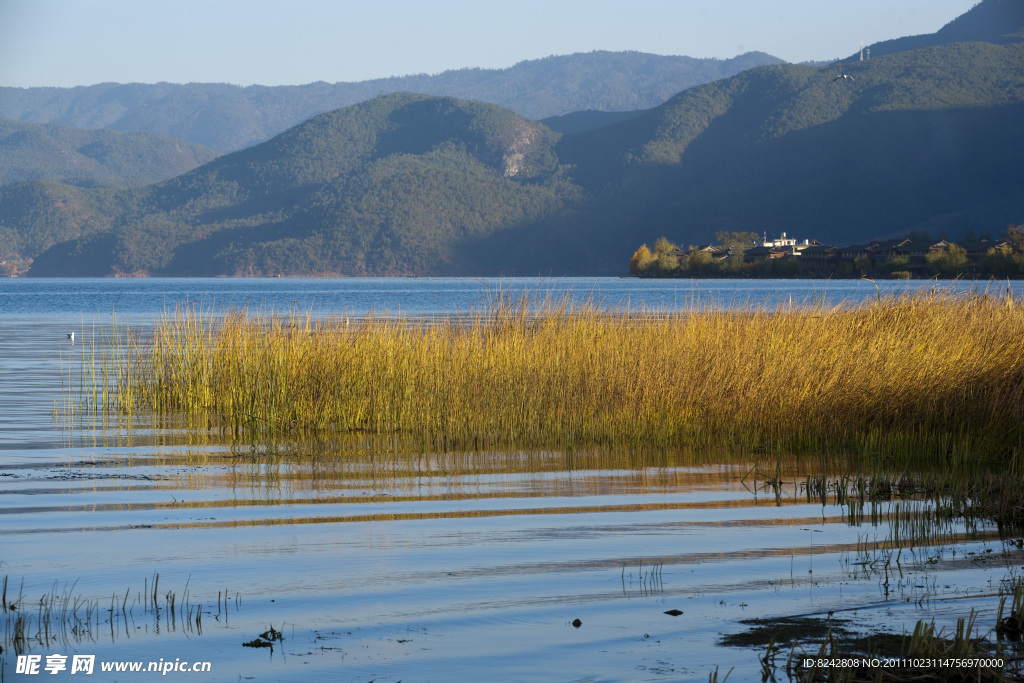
xmin=94 ymin=289 xmax=1024 ymax=460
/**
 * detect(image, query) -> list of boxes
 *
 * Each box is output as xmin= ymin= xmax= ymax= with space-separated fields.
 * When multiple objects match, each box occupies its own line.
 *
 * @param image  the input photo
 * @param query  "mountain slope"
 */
xmin=23 ymin=94 xmax=576 ymax=276
xmin=852 ymin=0 xmax=1024 ymax=59
xmin=0 ymin=51 xmax=783 ymax=152
xmin=0 ymin=117 xmax=219 ymax=187
xmin=480 ymin=39 xmax=1024 ymax=273
xmin=0 ymin=181 xmax=116 ymax=262
xmin=539 ymin=109 xmax=646 ymax=135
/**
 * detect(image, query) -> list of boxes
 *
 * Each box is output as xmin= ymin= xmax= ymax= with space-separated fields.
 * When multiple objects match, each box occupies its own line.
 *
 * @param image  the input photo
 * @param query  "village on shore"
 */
xmin=629 ymin=226 xmax=1024 ymax=279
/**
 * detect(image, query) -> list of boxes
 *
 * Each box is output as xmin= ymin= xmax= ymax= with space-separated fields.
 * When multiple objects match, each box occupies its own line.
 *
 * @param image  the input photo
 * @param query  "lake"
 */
xmin=2 ymin=278 xmax=1023 ymax=681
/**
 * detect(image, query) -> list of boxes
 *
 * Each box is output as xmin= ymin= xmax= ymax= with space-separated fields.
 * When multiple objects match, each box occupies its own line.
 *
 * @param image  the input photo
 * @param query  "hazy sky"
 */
xmin=0 ymin=0 xmax=979 ymax=88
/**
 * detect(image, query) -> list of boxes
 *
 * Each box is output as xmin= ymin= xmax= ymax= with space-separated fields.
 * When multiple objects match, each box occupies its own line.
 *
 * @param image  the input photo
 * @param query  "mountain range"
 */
xmin=0 ymin=51 xmax=782 ymax=153
xmin=3 ymin=0 xmax=1024 ymax=277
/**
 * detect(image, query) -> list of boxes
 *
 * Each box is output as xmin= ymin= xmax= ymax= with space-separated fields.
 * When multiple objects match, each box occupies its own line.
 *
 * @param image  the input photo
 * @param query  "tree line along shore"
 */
xmin=630 ymin=225 xmax=1024 ymax=279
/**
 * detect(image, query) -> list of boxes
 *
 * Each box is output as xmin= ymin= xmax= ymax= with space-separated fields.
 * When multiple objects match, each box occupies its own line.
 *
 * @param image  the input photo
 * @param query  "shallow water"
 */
xmin=3 ymin=278 xmax=1023 ymax=682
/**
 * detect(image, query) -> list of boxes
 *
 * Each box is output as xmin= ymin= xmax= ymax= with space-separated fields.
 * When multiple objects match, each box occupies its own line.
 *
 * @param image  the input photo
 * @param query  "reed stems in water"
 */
xmin=91 ymin=289 xmax=1024 ymax=459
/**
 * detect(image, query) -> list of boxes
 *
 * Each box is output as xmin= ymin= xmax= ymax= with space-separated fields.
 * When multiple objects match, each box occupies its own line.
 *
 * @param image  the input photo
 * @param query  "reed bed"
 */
xmin=786 ymin=612 xmax=1013 ymax=682
xmin=92 ymin=289 xmax=1024 ymax=460
xmin=2 ymin=574 xmax=236 ymax=654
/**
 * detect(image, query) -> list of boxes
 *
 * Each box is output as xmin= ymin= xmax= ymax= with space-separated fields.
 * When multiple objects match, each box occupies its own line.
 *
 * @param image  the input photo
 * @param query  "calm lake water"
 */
xmin=2 ymin=278 xmax=1023 ymax=682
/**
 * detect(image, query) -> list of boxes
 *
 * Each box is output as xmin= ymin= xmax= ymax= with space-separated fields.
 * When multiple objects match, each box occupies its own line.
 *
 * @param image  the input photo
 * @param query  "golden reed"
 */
xmin=99 ymin=288 xmax=1024 ymax=459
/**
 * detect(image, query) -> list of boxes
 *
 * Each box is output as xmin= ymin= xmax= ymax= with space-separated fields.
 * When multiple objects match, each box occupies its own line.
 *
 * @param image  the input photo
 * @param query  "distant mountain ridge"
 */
xmin=0 ymin=117 xmax=219 ymax=188
xmin=0 ymin=51 xmax=783 ymax=152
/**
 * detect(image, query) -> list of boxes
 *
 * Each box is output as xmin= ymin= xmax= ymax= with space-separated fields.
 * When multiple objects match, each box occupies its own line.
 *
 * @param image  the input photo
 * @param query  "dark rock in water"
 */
xmin=572 ymin=618 xmax=583 ymax=628
xmin=664 ymin=609 xmax=683 ymax=616
xmin=242 ymin=639 xmax=272 ymax=648
xmin=244 ymin=624 xmax=283 ymax=649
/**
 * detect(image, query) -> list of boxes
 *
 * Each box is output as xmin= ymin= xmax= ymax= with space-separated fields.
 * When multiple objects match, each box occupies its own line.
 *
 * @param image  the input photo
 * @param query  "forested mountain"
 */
xmin=20 ymin=95 xmax=575 ymax=275
xmin=530 ymin=40 xmax=1024 ymax=272
xmin=0 ymin=52 xmax=782 ymax=152
xmin=852 ymin=0 xmax=1024 ymax=59
xmin=0 ymin=117 xmax=218 ymax=187
xmin=8 ymin=0 xmax=1024 ymax=277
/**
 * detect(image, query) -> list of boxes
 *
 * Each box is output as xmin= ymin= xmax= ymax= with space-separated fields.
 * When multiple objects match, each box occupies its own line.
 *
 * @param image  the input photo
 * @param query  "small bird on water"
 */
xmin=67 ymin=332 xmax=74 ymax=343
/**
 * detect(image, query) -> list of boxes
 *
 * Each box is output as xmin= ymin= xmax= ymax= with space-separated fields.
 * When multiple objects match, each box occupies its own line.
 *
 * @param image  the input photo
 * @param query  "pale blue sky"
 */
xmin=0 ymin=0 xmax=979 ymax=88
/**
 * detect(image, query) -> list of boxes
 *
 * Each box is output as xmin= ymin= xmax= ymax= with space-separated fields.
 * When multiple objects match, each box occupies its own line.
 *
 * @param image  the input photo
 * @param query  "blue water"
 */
xmin=2 ymin=276 xmax=1017 ymax=319
xmin=2 ymin=277 xmax=1021 ymax=682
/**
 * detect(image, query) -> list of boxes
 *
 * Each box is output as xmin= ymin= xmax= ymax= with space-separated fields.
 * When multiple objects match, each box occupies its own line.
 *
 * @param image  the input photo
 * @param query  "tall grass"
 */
xmin=3 ymin=574 xmax=237 ymax=654
xmin=94 ymin=289 xmax=1024 ymax=460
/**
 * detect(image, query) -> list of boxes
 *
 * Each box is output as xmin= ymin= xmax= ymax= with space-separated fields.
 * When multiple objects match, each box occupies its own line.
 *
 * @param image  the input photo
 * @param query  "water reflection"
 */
xmin=5 ymin=421 xmax=1022 ymax=679
xmin=8 ymin=423 xmax=1008 ymax=548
